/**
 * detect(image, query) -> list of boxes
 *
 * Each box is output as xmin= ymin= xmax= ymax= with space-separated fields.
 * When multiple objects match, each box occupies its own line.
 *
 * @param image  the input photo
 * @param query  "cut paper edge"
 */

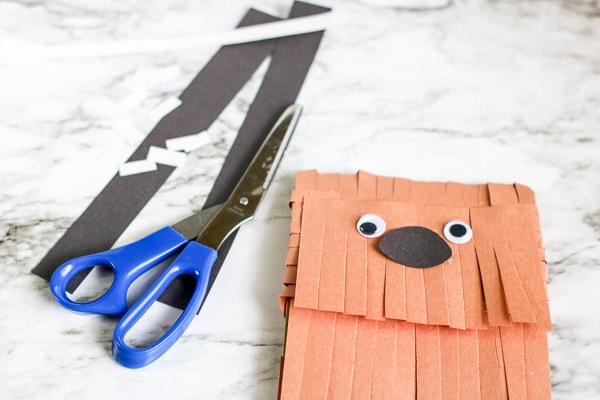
xmin=98 ymin=137 xmax=124 ymax=167
xmin=280 ymin=302 xmax=552 ymax=399
xmin=280 ymin=165 xmax=550 ymax=396
xmin=113 ymin=117 xmax=144 ymax=145
xmin=165 ymin=132 xmax=211 ymax=152
xmin=118 ymin=159 xmax=157 ymax=176
xmin=147 ymin=146 xmax=186 ymax=167
xmin=148 ymin=97 xmax=183 ymax=122
xmin=280 ymin=171 xmax=551 ymax=332
xmin=1 ymin=10 xmax=345 ymax=63
xmin=128 ymin=65 xmax=182 ymax=92
xmin=142 ymin=64 xmax=182 ymax=86
xmin=118 ymin=89 xmax=150 ymax=112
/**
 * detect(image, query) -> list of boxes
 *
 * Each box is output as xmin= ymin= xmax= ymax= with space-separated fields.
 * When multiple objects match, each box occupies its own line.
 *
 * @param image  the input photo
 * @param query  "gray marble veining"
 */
xmin=1 ymin=0 xmax=599 ymax=399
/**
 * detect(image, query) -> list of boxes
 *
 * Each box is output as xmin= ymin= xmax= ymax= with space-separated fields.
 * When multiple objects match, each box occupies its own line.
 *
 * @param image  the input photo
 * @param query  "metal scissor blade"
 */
xmin=195 ymin=104 xmax=303 ymax=250
xmin=170 ymin=204 xmax=223 ymax=240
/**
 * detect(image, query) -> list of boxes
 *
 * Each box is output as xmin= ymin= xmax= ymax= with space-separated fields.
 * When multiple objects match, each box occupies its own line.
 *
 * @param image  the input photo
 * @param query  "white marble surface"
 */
xmin=1 ymin=0 xmax=599 ymax=399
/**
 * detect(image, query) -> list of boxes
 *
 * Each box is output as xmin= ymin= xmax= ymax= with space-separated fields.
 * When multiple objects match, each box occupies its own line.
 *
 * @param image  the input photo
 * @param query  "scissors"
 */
xmin=50 ymin=104 xmax=302 ymax=368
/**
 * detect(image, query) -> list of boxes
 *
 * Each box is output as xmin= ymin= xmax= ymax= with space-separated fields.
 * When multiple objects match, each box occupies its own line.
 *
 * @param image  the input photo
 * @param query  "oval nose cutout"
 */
xmin=378 ymin=226 xmax=452 ymax=268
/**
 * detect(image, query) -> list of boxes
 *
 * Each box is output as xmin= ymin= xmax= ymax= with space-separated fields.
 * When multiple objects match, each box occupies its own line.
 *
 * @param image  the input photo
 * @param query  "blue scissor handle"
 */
xmin=112 ymin=241 xmax=217 ymax=368
xmin=49 ymin=227 xmax=189 ymax=315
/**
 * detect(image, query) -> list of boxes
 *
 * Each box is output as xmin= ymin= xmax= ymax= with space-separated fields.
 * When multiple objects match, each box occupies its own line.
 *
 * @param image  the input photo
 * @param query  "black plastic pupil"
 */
xmin=449 ymin=224 xmax=467 ymax=237
xmin=360 ymin=222 xmax=378 ymax=235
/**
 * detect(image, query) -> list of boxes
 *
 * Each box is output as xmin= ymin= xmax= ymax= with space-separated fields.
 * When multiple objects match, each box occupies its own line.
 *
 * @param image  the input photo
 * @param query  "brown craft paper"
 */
xmin=278 ymin=170 xmax=552 ymax=400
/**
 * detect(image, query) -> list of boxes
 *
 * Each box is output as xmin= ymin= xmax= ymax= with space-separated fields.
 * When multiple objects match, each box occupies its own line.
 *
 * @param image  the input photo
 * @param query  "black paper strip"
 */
xmin=164 ymin=0 xmax=330 ymax=309
xmin=32 ymin=1 xmax=329 ymax=312
xmin=32 ymin=9 xmax=279 ymax=284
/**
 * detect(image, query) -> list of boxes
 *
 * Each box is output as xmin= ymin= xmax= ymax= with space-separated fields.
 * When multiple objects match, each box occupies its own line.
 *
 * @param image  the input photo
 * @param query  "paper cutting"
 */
xmin=278 ymin=170 xmax=551 ymax=400
xmin=32 ymin=1 xmax=330 ymax=311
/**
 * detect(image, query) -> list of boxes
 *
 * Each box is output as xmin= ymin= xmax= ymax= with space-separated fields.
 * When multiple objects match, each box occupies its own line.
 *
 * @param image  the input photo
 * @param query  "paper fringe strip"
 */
xmin=278 ymin=170 xmax=552 ymax=400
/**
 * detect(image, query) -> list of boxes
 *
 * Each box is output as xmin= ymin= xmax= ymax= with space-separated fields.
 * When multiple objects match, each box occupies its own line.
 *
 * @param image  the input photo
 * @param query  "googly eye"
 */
xmin=443 ymin=219 xmax=473 ymax=244
xmin=356 ymin=214 xmax=386 ymax=238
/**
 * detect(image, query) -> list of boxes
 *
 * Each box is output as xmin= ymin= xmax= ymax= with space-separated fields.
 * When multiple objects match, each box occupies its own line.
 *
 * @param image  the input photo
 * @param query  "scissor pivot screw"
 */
xmin=239 ymin=197 xmax=249 ymax=206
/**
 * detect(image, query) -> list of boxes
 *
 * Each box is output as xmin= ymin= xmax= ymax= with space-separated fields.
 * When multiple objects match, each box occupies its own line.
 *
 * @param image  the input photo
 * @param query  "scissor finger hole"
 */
xmin=123 ymin=274 xmax=196 ymax=349
xmin=124 ymin=255 xmax=175 ymax=308
xmin=65 ymin=265 xmax=115 ymax=304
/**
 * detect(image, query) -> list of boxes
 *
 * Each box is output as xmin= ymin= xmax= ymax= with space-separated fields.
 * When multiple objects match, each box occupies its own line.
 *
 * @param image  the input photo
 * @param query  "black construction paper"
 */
xmin=31 ymin=9 xmax=278 ymax=286
xmin=32 ymin=1 xmax=329 ymax=311
xmin=163 ymin=0 xmax=330 ymax=310
xmin=378 ymin=226 xmax=452 ymax=268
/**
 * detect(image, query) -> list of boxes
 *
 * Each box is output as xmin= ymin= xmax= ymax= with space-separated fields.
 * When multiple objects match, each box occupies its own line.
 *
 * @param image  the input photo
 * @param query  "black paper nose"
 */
xmin=378 ymin=226 xmax=452 ymax=268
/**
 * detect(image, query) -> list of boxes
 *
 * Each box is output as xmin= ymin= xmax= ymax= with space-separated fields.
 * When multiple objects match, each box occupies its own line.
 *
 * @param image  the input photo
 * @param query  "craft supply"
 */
xmin=147 ymin=97 xmax=183 ymax=123
xmin=278 ymin=170 xmax=552 ymax=400
xmin=33 ymin=2 xmax=330 ymax=313
xmin=138 ymin=64 xmax=182 ymax=86
xmin=1 ymin=9 xmax=342 ymax=63
xmin=98 ymin=138 xmax=124 ymax=166
xmin=165 ymin=132 xmax=211 ymax=152
xmin=118 ymin=160 xmax=157 ymax=177
xmin=185 ymin=0 xmax=329 ymax=309
xmin=147 ymin=146 xmax=186 ymax=168
xmin=32 ymin=8 xmax=280 ymax=284
xmin=204 ymin=1 xmax=328 ymax=210
xmin=113 ymin=117 xmax=144 ymax=144
xmin=50 ymin=105 xmax=302 ymax=368
xmin=118 ymin=89 xmax=150 ymax=112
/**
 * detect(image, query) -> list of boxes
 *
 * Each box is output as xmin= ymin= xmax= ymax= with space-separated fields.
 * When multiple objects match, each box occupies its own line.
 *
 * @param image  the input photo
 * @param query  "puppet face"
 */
xmin=287 ymin=171 xmax=551 ymax=331
xmin=279 ymin=171 xmax=552 ymax=400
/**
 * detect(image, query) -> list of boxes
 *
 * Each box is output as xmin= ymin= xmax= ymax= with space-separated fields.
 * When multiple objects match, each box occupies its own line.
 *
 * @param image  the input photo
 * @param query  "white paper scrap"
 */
xmin=128 ymin=68 xmax=150 ymax=92
xmin=145 ymin=65 xmax=181 ymax=85
xmin=118 ymin=89 xmax=149 ymax=111
xmin=119 ymin=159 xmax=157 ymax=176
xmin=113 ymin=117 xmax=144 ymax=144
xmin=1 ymin=11 xmax=344 ymax=62
xmin=128 ymin=64 xmax=181 ymax=92
xmin=147 ymin=146 xmax=186 ymax=167
xmin=98 ymin=138 xmax=124 ymax=166
xmin=148 ymin=97 xmax=182 ymax=122
xmin=165 ymin=132 xmax=211 ymax=152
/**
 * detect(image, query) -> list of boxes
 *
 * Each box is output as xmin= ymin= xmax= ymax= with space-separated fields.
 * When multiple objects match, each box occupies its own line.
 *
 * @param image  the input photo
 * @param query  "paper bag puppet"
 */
xmin=278 ymin=170 xmax=551 ymax=400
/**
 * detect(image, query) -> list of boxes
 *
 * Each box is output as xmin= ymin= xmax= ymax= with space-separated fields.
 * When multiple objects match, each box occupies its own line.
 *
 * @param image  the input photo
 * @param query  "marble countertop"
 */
xmin=2 ymin=0 xmax=599 ymax=398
